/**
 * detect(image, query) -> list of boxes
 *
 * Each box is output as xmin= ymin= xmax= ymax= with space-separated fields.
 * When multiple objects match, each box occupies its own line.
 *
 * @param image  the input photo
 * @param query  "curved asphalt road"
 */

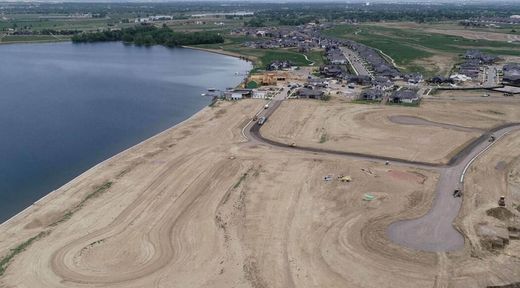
xmin=244 ymin=99 xmax=520 ymax=252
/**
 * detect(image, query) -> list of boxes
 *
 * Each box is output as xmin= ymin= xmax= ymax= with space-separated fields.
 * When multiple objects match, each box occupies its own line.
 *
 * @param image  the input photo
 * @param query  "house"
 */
xmin=326 ymin=47 xmax=347 ymax=65
xmin=256 ymin=30 xmax=267 ymax=37
xmin=405 ymin=73 xmax=423 ymax=84
xmin=464 ymin=49 xmax=497 ymax=64
xmin=391 ymin=89 xmax=420 ymax=104
xmin=347 ymin=75 xmax=372 ymax=85
xmin=225 ymin=89 xmax=252 ymax=100
xmin=252 ymin=90 xmax=268 ymax=99
xmin=458 ymin=59 xmax=480 ymax=78
xmin=372 ymin=76 xmax=394 ymax=91
xmin=428 ymin=76 xmax=454 ymax=84
xmin=267 ymin=60 xmax=292 ymax=71
xmin=297 ymin=88 xmax=325 ymax=99
xmin=320 ymin=65 xmax=345 ymax=78
xmin=360 ymin=89 xmax=383 ymax=101
xmin=149 ymin=15 xmax=173 ymax=21
xmin=450 ymin=74 xmax=472 ymax=82
xmin=307 ymin=78 xmax=328 ymax=88
xmin=503 ymin=63 xmax=520 ymax=85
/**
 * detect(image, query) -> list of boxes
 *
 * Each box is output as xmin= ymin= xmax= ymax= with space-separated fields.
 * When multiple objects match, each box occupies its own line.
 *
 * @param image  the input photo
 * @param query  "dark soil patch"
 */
xmin=486 ymin=207 xmax=515 ymax=221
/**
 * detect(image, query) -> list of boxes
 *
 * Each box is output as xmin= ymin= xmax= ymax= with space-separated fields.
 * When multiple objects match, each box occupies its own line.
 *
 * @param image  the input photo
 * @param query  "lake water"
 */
xmin=0 ymin=42 xmax=251 ymax=223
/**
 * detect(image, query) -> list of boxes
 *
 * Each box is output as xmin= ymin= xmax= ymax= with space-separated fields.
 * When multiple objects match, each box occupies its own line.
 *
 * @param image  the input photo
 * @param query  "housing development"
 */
xmin=1 ymin=1 xmax=520 ymax=288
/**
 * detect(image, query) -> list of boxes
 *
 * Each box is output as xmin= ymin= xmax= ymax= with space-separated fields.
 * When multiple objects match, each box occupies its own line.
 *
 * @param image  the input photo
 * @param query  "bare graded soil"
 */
xmin=261 ymin=98 xmax=520 ymax=164
xmin=1 ymin=98 xmax=520 ymax=287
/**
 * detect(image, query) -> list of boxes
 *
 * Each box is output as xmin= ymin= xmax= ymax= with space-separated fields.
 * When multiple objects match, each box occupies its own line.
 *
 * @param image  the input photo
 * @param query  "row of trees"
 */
xmin=245 ymin=3 xmax=520 ymax=27
xmin=71 ymin=26 xmax=224 ymax=47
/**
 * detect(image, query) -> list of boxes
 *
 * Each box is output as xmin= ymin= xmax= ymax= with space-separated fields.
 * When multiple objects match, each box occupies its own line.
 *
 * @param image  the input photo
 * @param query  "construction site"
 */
xmin=0 ymin=81 xmax=519 ymax=287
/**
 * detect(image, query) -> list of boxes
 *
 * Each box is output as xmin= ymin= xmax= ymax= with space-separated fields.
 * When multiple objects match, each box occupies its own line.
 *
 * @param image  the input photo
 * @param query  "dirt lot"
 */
xmin=0 ymin=98 xmax=519 ymax=287
xmin=453 ymin=132 xmax=520 ymax=287
xmin=261 ymin=98 xmax=520 ymax=164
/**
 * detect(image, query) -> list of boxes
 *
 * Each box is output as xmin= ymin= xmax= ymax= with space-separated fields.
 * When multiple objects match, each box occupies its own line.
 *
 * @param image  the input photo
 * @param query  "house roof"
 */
xmin=392 ymin=90 xmax=418 ymax=99
xmin=298 ymin=88 xmax=324 ymax=97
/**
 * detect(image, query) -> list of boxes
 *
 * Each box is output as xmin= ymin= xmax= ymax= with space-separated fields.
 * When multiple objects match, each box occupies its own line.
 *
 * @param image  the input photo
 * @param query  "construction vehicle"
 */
xmin=453 ymin=189 xmax=462 ymax=198
xmin=498 ymin=196 xmax=506 ymax=207
xmin=338 ymin=175 xmax=352 ymax=182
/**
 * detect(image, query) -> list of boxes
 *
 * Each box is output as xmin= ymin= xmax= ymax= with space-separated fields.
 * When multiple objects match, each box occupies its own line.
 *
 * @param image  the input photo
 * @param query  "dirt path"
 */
xmin=389 ymin=115 xmax=484 ymax=133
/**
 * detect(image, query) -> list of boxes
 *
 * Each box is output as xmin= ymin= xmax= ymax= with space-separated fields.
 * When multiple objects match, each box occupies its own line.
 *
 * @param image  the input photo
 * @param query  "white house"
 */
xmin=230 ymin=93 xmax=243 ymax=100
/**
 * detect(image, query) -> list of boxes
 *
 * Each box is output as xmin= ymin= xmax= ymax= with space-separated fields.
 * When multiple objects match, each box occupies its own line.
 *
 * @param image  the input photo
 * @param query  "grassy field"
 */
xmin=0 ymin=35 xmax=72 ymax=43
xmin=323 ymin=24 xmax=520 ymax=75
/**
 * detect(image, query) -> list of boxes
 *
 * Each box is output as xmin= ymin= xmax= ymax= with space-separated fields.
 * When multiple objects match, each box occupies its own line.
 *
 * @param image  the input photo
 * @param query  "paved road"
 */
xmin=483 ymin=65 xmax=500 ymax=88
xmin=244 ymin=99 xmax=520 ymax=252
xmin=340 ymin=47 xmax=372 ymax=78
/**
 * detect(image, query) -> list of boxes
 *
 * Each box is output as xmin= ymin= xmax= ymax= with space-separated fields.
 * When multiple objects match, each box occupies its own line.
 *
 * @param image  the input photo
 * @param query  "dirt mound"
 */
xmin=486 ymin=207 xmax=516 ymax=221
xmin=477 ymin=223 xmax=510 ymax=251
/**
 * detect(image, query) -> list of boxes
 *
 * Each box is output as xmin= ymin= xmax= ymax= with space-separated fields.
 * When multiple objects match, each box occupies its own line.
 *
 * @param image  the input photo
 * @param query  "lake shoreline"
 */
xmin=0 ymin=104 xmax=213 ymax=229
xmin=182 ymin=45 xmax=257 ymax=64
xmin=0 ymin=42 xmax=251 ymax=226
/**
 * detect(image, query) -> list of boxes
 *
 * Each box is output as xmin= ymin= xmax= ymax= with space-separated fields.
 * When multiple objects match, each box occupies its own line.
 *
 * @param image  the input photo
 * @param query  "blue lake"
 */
xmin=0 ymin=42 xmax=251 ymax=223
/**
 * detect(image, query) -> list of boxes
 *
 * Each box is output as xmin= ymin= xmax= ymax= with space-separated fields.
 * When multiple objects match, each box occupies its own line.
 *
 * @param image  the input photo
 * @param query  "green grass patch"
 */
xmin=0 ymin=35 xmax=71 ymax=43
xmin=50 ymin=181 xmax=113 ymax=227
xmin=233 ymin=172 xmax=249 ymax=189
xmin=319 ymin=132 xmax=328 ymax=143
xmin=0 ymin=180 xmax=114 ymax=276
xmin=0 ymin=231 xmax=50 ymax=276
xmin=321 ymin=94 xmax=331 ymax=101
xmin=305 ymin=50 xmax=325 ymax=66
